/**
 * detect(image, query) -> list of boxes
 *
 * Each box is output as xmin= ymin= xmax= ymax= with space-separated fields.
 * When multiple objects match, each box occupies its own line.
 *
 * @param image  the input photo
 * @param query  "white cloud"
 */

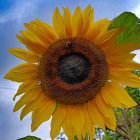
xmin=134 ymin=50 xmax=140 ymax=64
xmin=0 ymin=0 xmax=40 ymax=23
xmin=0 ymin=87 xmax=52 ymax=140
xmin=132 ymin=2 xmax=140 ymax=64
xmin=132 ymin=2 xmax=140 ymax=18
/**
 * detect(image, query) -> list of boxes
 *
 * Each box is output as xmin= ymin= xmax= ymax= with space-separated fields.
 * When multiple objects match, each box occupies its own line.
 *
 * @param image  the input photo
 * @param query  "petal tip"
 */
xmin=3 ymin=73 xmax=9 ymax=80
xmin=13 ymin=107 xmax=17 ymax=112
xmin=54 ymin=7 xmax=59 ymax=12
xmin=31 ymin=124 xmax=35 ymax=132
xmin=13 ymin=96 xmax=16 ymax=101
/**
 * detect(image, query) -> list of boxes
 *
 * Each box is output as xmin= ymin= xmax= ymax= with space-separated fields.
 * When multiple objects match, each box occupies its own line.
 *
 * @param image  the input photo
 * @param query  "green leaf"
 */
xmin=108 ymin=12 xmax=140 ymax=44
xmin=108 ymin=12 xmax=139 ymax=30
xmin=17 ymin=136 xmax=41 ymax=140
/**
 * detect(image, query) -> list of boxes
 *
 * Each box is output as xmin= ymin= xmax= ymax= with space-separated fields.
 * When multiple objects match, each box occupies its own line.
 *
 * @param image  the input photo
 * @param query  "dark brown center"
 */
xmin=38 ymin=37 xmax=108 ymax=105
xmin=57 ymin=52 xmax=91 ymax=84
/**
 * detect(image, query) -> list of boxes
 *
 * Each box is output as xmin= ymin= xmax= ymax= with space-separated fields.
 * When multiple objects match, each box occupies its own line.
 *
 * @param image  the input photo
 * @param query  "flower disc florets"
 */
xmin=38 ymin=37 xmax=108 ymax=104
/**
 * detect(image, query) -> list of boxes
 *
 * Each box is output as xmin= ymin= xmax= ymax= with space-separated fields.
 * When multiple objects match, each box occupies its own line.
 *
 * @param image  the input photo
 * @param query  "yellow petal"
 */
xmin=24 ymin=23 xmax=51 ymax=47
xmin=101 ymin=84 xmax=123 ymax=108
xmin=88 ymin=99 xmax=105 ymax=131
xmin=35 ymin=18 xmax=58 ymax=41
xmin=24 ymin=20 xmax=57 ymax=47
xmin=16 ymin=31 xmax=46 ymax=54
xmin=95 ymin=27 xmax=124 ymax=47
xmin=89 ymin=8 xmax=94 ymax=28
xmin=4 ymin=63 xmax=38 ymax=82
xmin=13 ymin=87 xmax=41 ymax=112
xmin=95 ymin=93 xmax=117 ymax=130
xmin=72 ymin=6 xmax=82 ymax=37
xmin=107 ymin=54 xmax=136 ymax=64
xmin=110 ymin=69 xmax=140 ymax=88
xmin=106 ymin=82 xmax=137 ymax=108
xmin=71 ymin=105 xmax=84 ymax=138
xmin=82 ymin=103 xmax=95 ymax=140
xmin=31 ymin=99 xmax=56 ymax=132
xmin=79 ymin=5 xmax=93 ymax=36
xmin=109 ymin=62 xmax=140 ymax=72
xmin=50 ymin=104 xmax=66 ymax=139
xmin=13 ymin=80 xmax=38 ymax=101
xmin=96 ymin=20 xmax=111 ymax=38
xmin=85 ymin=18 xmax=110 ymax=40
xmin=8 ymin=48 xmax=40 ymax=63
xmin=62 ymin=7 xmax=72 ymax=37
xmin=103 ymin=42 xmax=139 ymax=57
xmin=95 ymin=93 xmax=115 ymax=118
xmin=53 ymin=7 xmax=66 ymax=39
xmin=104 ymin=117 xmax=117 ymax=131
xmin=62 ymin=106 xmax=75 ymax=140
xmin=20 ymin=93 xmax=45 ymax=120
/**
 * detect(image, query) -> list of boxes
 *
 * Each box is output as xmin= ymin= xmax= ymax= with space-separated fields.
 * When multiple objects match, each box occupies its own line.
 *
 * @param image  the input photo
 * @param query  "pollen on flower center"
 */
xmin=38 ymin=37 xmax=109 ymax=104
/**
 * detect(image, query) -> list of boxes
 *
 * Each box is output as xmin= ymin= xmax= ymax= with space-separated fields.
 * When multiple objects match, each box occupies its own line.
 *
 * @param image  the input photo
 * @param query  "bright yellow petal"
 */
xmin=79 ymin=5 xmax=93 ymax=36
xmin=24 ymin=20 xmax=56 ymax=46
xmin=71 ymin=105 xmax=84 ymax=138
xmin=72 ymin=6 xmax=82 ymax=37
xmin=16 ymin=31 xmax=46 ymax=55
xmin=8 ymin=48 xmax=40 ymax=63
xmin=109 ymin=62 xmax=140 ymax=73
xmin=13 ymin=80 xmax=38 ymax=101
xmin=62 ymin=106 xmax=75 ymax=140
xmin=89 ymin=8 xmax=94 ymax=28
xmin=103 ymin=42 xmax=139 ymax=57
xmin=94 ymin=27 xmax=124 ymax=47
xmin=50 ymin=104 xmax=66 ymax=139
xmin=20 ymin=93 xmax=45 ymax=120
xmin=88 ymin=99 xmax=105 ymax=131
xmin=110 ymin=69 xmax=140 ymax=88
xmin=4 ymin=63 xmax=38 ymax=82
xmin=101 ymin=84 xmax=123 ymax=108
xmin=62 ymin=7 xmax=72 ymax=37
xmin=35 ymin=18 xmax=57 ymax=41
xmin=107 ymin=54 xmax=136 ymax=64
xmin=95 ymin=93 xmax=115 ymax=118
xmin=104 ymin=117 xmax=117 ymax=131
xmin=82 ymin=103 xmax=95 ymax=140
xmin=95 ymin=93 xmax=117 ymax=130
xmin=53 ymin=7 xmax=66 ymax=39
xmin=31 ymin=99 xmax=56 ymax=132
xmin=85 ymin=18 xmax=110 ymax=40
xmin=106 ymin=82 xmax=137 ymax=108
xmin=13 ymin=87 xmax=41 ymax=112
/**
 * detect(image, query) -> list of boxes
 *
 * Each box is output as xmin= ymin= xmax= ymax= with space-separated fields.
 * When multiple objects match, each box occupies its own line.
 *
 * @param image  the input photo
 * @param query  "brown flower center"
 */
xmin=38 ymin=38 xmax=108 ymax=105
xmin=57 ymin=52 xmax=91 ymax=84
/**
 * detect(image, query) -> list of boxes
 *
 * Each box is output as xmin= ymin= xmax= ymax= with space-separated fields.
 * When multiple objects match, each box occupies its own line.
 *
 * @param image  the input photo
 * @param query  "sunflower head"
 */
xmin=4 ymin=5 xmax=139 ymax=140
xmin=38 ymin=37 xmax=109 ymax=105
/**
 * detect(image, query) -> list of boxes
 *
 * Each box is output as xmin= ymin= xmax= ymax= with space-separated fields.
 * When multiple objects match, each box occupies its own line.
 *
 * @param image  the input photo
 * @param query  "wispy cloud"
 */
xmin=132 ymin=2 xmax=140 ymax=63
xmin=132 ymin=2 xmax=140 ymax=18
xmin=134 ymin=50 xmax=140 ymax=64
xmin=0 ymin=87 xmax=52 ymax=140
xmin=0 ymin=0 xmax=40 ymax=23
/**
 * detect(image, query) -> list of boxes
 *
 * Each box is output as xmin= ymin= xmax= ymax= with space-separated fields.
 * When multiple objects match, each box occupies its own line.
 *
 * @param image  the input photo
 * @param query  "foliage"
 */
xmin=17 ymin=136 xmax=41 ymax=140
xmin=103 ymin=71 xmax=140 ymax=140
xmin=55 ymin=132 xmax=67 ymax=140
xmin=108 ymin=11 xmax=140 ymax=44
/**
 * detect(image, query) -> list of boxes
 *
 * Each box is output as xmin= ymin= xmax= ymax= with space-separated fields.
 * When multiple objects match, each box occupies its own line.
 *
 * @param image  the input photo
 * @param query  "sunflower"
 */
xmin=4 ymin=5 xmax=140 ymax=140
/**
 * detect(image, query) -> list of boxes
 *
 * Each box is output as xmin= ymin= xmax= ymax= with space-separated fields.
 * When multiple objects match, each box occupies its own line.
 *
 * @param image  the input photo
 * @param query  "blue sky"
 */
xmin=0 ymin=0 xmax=140 ymax=140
